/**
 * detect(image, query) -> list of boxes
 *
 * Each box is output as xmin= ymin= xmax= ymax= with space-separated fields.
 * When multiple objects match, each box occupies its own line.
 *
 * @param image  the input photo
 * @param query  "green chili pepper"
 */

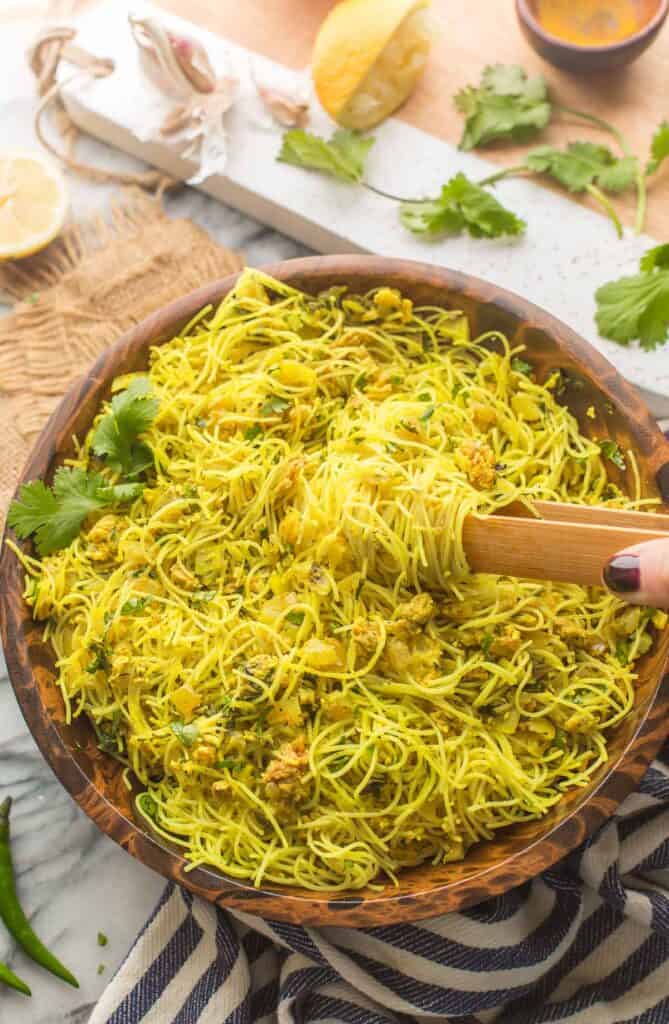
xmin=0 ymin=798 xmax=78 ymax=988
xmin=0 ymin=959 xmax=31 ymax=996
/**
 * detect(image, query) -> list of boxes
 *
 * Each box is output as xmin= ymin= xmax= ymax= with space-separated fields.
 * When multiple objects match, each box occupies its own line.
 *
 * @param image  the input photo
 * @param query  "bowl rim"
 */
xmin=2 ymin=254 xmax=669 ymax=926
xmin=516 ymin=0 xmax=669 ymax=54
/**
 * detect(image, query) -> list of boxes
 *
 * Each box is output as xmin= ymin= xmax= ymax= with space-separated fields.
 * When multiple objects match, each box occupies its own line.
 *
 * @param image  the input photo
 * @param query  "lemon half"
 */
xmin=0 ymin=150 xmax=68 ymax=261
xmin=312 ymin=0 xmax=432 ymax=131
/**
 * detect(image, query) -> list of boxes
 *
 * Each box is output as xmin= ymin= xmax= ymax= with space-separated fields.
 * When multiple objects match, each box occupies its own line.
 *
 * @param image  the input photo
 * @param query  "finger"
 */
xmin=602 ymin=538 xmax=669 ymax=608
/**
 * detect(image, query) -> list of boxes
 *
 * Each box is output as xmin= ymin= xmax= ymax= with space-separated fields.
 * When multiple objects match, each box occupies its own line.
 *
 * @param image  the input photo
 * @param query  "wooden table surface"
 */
xmin=153 ymin=0 xmax=669 ymax=237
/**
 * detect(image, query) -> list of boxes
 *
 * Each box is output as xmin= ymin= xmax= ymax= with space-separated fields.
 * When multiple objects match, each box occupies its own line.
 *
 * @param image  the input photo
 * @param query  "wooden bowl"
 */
xmin=516 ymin=0 xmax=668 ymax=71
xmin=2 ymin=256 xmax=669 ymax=926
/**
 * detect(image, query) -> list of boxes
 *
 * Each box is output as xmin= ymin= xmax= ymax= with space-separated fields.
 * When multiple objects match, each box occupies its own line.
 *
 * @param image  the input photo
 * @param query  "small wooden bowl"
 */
xmin=2 ymin=256 xmax=669 ymax=926
xmin=516 ymin=0 xmax=668 ymax=71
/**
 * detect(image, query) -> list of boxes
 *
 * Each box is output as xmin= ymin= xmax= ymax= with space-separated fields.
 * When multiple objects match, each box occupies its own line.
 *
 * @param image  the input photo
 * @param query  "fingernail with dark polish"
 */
xmin=603 ymin=554 xmax=641 ymax=593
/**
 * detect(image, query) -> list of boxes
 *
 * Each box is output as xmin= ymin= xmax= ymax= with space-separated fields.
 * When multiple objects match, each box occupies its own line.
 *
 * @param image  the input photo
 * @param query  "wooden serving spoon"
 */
xmin=464 ymin=502 xmax=669 ymax=586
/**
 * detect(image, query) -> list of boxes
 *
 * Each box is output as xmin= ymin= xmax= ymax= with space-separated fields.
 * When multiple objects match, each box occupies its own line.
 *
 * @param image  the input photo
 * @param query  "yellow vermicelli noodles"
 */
xmin=14 ymin=270 xmax=665 ymax=890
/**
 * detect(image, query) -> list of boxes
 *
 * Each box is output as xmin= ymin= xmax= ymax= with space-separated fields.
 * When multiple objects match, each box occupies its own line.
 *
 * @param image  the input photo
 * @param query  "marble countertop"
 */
xmin=3 ymin=10 xmax=669 ymax=1024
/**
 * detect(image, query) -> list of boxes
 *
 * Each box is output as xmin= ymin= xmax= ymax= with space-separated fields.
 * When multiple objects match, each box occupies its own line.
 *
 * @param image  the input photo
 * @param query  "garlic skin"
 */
xmin=254 ymin=78 xmax=310 ymax=129
xmin=129 ymin=15 xmax=216 ymax=99
xmin=128 ymin=13 xmax=237 ymax=184
xmin=166 ymin=29 xmax=216 ymax=94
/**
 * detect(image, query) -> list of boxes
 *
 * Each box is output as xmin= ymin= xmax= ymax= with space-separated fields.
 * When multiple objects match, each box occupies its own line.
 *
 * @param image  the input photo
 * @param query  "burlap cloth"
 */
xmin=0 ymin=188 xmax=243 ymax=523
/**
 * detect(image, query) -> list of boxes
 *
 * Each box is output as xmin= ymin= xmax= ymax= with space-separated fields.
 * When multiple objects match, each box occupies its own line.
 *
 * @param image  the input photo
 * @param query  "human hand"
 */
xmin=603 ymin=540 xmax=669 ymax=608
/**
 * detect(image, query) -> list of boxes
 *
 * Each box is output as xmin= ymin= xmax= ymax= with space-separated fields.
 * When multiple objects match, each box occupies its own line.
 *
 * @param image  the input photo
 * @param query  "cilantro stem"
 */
xmin=635 ymin=170 xmax=647 ymax=235
xmin=555 ymin=103 xmax=644 ymax=233
xmin=365 ymin=165 xmax=529 ymax=204
xmin=364 ymin=182 xmax=415 ymax=202
xmin=586 ymin=184 xmax=623 ymax=239
xmin=477 ymin=164 xmax=529 ymax=187
xmin=554 ymin=104 xmax=629 ymax=154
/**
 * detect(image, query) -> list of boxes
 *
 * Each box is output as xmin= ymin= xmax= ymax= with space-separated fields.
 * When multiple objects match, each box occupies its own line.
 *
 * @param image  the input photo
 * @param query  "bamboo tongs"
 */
xmin=463 ymin=502 xmax=669 ymax=586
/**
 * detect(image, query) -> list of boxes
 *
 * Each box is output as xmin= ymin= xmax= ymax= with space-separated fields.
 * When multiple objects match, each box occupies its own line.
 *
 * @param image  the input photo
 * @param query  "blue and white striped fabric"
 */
xmin=91 ymin=739 xmax=669 ymax=1024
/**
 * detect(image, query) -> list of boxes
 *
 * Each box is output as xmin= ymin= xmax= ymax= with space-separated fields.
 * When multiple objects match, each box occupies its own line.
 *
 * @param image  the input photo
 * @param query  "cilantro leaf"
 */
xmin=170 ymin=721 xmax=199 ymax=747
xmin=419 ymin=404 xmax=435 ymax=423
xmin=596 ymin=156 xmax=638 ymax=194
xmin=278 ymin=128 xmax=374 ymax=183
xmin=91 ymin=378 xmax=158 ymax=478
xmin=640 ymin=244 xmax=669 ymax=273
xmin=261 ymin=395 xmax=291 ymax=416
xmin=400 ymin=173 xmax=525 ymax=239
xmin=244 ymin=424 xmax=263 ymax=442
xmin=120 ymin=597 xmax=150 ymax=616
xmin=526 ymin=143 xmax=636 ymax=194
xmin=598 ymin=440 xmax=627 ymax=471
xmin=455 ymin=64 xmax=551 ymax=150
xmin=511 ymin=357 xmax=533 ymax=375
xmin=646 ymin=120 xmax=669 ymax=175
xmin=595 ymin=254 xmax=669 ymax=351
xmin=136 ymin=793 xmax=158 ymax=820
xmin=285 ymin=609 xmax=305 ymax=626
xmin=7 ymin=467 xmax=143 ymax=556
xmin=86 ymin=641 xmax=111 ymax=674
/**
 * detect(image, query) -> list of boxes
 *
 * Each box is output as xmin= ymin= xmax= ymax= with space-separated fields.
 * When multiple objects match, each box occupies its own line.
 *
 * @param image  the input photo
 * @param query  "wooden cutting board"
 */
xmin=154 ymin=0 xmax=669 ymax=237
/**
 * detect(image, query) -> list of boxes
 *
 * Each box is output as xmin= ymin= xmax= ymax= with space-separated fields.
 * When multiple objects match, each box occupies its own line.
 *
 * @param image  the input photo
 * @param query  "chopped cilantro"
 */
xmin=170 ymin=721 xmax=199 ymax=747
xmin=136 ymin=793 xmax=158 ymax=820
xmin=260 ymin=396 xmax=290 ymax=416
xmin=120 ymin=596 xmax=149 ymax=616
xmin=86 ymin=641 xmax=111 ymax=675
xmin=511 ymin=357 xmax=533 ymax=375
xmin=598 ymin=439 xmax=627 ymax=471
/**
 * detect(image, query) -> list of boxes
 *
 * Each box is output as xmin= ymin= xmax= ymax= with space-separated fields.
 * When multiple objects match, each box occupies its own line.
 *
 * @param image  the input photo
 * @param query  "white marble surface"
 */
xmin=2 ymin=10 xmax=669 ymax=1024
xmin=0 ymin=15 xmax=308 ymax=1024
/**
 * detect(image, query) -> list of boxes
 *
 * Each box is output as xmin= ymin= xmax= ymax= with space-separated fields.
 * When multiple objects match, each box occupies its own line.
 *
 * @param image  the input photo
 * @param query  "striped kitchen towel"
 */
xmin=91 ymin=739 xmax=669 ymax=1024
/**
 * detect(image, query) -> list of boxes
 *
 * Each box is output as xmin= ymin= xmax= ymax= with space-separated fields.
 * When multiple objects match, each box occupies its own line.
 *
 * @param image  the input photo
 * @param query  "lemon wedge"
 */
xmin=0 ymin=150 xmax=68 ymax=261
xmin=312 ymin=0 xmax=432 ymax=131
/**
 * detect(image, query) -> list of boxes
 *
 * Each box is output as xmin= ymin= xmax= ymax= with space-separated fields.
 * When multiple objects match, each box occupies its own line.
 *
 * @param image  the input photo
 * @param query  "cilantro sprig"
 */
xmin=595 ymin=244 xmax=669 ymax=351
xmin=277 ymin=129 xmax=525 ymax=241
xmin=8 ymin=468 xmax=143 ymax=556
xmin=92 ymin=377 xmax=158 ymax=478
xmin=8 ymin=378 xmax=158 ymax=556
xmin=455 ymin=65 xmax=551 ymax=150
xmin=454 ymin=65 xmax=669 ymax=236
xmin=278 ymin=129 xmax=373 ymax=183
xmin=400 ymin=173 xmax=525 ymax=239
